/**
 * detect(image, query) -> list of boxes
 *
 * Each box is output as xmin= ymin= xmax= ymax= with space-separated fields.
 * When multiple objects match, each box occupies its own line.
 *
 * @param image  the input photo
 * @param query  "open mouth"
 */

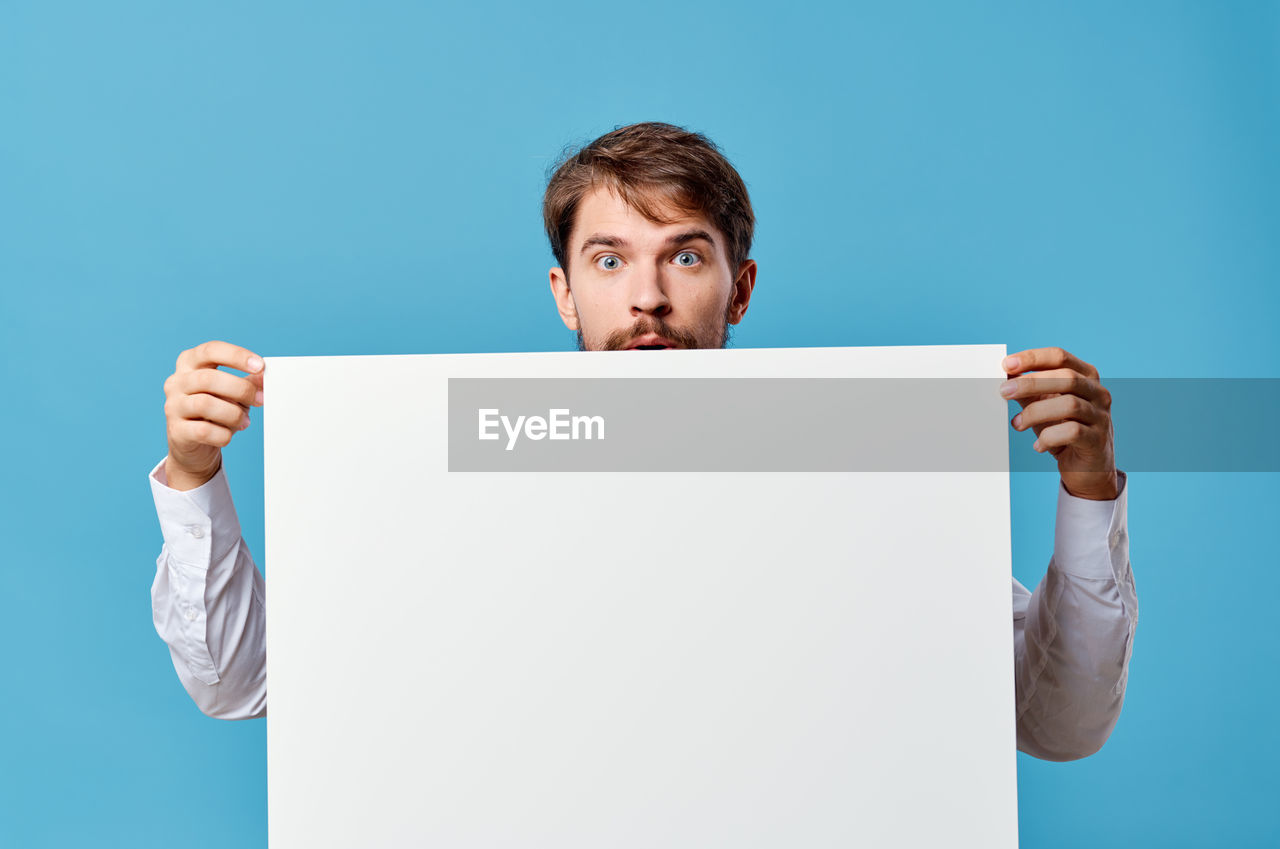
xmin=633 ymin=344 xmax=672 ymax=350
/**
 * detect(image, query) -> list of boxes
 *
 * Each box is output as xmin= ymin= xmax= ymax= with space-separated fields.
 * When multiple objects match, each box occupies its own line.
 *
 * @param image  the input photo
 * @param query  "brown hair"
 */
xmin=542 ymin=122 xmax=755 ymax=274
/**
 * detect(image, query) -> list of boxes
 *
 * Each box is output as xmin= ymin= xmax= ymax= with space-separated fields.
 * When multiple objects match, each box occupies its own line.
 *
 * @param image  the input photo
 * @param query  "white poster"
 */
xmin=263 ymin=344 xmax=1017 ymax=848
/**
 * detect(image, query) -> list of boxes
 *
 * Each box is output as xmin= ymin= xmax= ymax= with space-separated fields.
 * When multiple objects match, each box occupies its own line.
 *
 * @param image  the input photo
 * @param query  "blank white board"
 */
xmin=263 ymin=344 xmax=1017 ymax=848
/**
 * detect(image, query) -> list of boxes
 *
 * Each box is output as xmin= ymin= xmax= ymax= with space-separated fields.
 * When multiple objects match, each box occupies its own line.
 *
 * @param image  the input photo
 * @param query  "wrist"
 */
xmin=165 ymin=453 xmax=221 ymax=491
xmin=1062 ymin=469 xmax=1119 ymax=501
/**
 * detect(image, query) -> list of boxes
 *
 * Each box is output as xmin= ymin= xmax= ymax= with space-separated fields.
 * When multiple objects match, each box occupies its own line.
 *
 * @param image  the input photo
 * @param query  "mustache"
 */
xmin=600 ymin=318 xmax=702 ymax=351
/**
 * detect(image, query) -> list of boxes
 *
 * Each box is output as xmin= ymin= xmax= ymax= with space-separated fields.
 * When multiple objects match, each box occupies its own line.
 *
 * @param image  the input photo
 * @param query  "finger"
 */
xmin=1000 ymin=369 xmax=1107 ymax=405
xmin=1012 ymin=393 xmax=1106 ymax=433
xmin=172 ymin=393 xmax=251 ymax=432
xmin=246 ymin=370 xmax=265 ymax=403
xmin=171 ymin=418 xmax=236 ymax=449
xmin=177 ymin=340 xmax=265 ymax=375
xmin=1003 ymin=347 xmax=1099 ymax=379
xmin=1012 ymin=393 xmax=1063 ymax=437
xmin=174 ymin=368 xmax=261 ymax=408
xmin=1013 ymin=391 xmax=1062 ymax=412
xmin=1033 ymin=420 xmax=1105 ymax=454
xmin=1011 ymin=386 xmax=1112 ymax=415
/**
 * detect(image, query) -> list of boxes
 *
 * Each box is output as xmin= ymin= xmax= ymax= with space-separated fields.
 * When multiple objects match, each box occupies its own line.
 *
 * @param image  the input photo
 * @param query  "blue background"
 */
xmin=2 ymin=1 xmax=1277 ymax=846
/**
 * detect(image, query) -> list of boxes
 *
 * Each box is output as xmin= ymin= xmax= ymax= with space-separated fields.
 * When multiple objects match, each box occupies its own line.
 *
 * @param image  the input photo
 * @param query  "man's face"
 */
xmin=548 ymin=186 xmax=756 ymax=350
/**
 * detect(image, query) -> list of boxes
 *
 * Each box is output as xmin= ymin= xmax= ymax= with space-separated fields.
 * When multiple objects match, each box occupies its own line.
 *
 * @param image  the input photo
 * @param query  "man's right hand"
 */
xmin=162 ymin=340 xmax=265 ymax=491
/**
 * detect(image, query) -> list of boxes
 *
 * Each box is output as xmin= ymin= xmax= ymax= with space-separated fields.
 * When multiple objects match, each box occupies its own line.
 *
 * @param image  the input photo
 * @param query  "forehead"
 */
xmin=570 ymin=185 xmax=724 ymax=249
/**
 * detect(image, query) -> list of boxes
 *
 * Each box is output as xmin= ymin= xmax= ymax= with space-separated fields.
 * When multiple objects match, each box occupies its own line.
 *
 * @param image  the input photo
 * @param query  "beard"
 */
xmin=577 ymin=300 xmax=736 ymax=351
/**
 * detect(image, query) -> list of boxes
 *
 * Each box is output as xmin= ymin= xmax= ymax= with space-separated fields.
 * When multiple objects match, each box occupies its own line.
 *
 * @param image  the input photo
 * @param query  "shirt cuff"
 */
xmin=1051 ymin=469 xmax=1128 ymax=580
xmin=148 ymin=455 xmax=243 ymax=565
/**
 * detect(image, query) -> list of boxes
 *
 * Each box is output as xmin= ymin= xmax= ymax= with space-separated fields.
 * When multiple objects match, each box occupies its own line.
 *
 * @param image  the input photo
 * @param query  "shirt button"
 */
xmin=189 ymin=526 xmax=205 ymax=539
xmin=185 ymin=607 xmax=199 ymax=621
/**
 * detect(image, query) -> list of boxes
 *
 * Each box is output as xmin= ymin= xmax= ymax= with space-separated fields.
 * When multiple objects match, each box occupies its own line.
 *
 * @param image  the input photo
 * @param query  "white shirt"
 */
xmin=147 ymin=457 xmax=1138 ymax=761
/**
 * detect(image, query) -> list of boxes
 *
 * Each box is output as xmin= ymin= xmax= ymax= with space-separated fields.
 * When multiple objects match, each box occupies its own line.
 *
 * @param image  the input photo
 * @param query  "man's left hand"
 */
xmin=1000 ymin=347 xmax=1119 ymax=501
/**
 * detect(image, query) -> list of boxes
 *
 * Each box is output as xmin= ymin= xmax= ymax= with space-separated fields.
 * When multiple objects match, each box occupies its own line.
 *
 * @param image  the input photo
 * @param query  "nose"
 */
xmin=629 ymin=264 xmax=672 ymax=319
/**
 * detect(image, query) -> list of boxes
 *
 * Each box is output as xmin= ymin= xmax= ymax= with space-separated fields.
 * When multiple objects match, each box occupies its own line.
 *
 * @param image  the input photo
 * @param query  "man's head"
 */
xmin=543 ymin=122 xmax=757 ymax=351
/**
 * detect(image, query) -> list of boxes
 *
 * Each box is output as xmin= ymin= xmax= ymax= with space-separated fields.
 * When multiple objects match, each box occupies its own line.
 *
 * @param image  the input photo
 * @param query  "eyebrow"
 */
xmin=578 ymin=229 xmax=718 ymax=255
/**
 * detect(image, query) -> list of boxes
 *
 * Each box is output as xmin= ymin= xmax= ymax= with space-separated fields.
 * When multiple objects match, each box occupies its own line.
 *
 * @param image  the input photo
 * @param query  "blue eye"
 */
xmin=674 ymin=251 xmax=699 ymax=267
xmin=598 ymin=255 xmax=621 ymax=271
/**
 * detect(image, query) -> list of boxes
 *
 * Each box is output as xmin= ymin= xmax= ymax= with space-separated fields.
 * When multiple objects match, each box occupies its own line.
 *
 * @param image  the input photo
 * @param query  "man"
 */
xmin=150 ymin=122 xmax=1137 ymax=761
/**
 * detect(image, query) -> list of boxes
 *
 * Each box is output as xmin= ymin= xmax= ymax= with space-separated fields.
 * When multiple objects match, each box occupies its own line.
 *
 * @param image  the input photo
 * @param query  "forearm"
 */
xmin=1014 ymin=471 xmax=1138 ymax=761
xmin=148 ymin=455 xmax=268 ymax=719
xmin=1015 ymin=567 xmax=1137 ymax=759
xmin=152 ymin=540 xmax=267 ymax=718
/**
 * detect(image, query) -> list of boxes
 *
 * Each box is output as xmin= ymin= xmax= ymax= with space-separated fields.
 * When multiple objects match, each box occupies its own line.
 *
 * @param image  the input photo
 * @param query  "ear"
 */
xmin=548 ymin=267 xmax=580 ymax=331
xmin=726 ymin=259 xmax=757 ymax=325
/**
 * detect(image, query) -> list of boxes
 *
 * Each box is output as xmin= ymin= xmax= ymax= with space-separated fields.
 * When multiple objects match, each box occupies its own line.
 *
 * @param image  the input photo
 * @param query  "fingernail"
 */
xmin=1003 ymin=356 xmax=1020 ymax=372
xmin=1032 ymin=439 xmax=1042 ymax=452
xmin=248 ymin=356 xmax=264 ymax=372
xmin=254 ymin=390 xmax=264 ymax=405
xmin=1012 ymin=413 xmax=1022 ymax=429
xmin=999 ymin=379 xmax=1017 ymax=398
xmin=240 ymin=413 xmax=250 ymax=430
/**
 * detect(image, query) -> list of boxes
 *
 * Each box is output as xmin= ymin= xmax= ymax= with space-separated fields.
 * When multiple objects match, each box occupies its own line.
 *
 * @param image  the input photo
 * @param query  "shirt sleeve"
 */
xmin=148 ymin=455 xmax=267 ymax=720
xmin=1011 ymin=469 xmax=1138 ymax=761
